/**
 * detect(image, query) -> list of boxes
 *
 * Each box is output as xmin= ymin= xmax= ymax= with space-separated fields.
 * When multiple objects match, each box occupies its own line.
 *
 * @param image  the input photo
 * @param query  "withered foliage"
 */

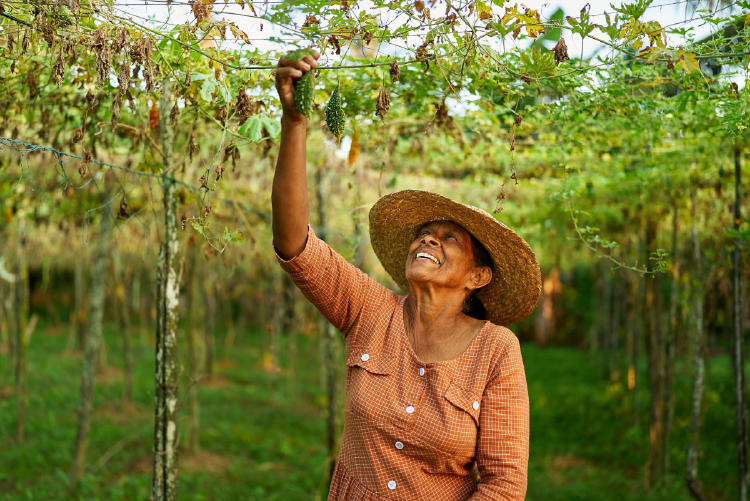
xmin=415 ymin=41 xmax=433 ymax=71
xmin=21 ymin=29 xmax=30 ymax=55
xmin=302 ymin=15 xmax=319 ymax=28
xmin=52 ymin=48 xmax=65 ymax=86
xmin=113 ymin=61 xmax=128 ymax=126
xmin=91 ymin=27 xmax=112 ymax=86
xmin=189 ymin=133 xmax=199 ymax=160
xmin=223 ymin=143 xmax=240 ymax=170
xmin=730 ymin=81 xmax=740 ymax=99
xmin=114 ymin=27 xmax=131 ymax=53
xmin=33 ymin=9 xmax=54 ymax=48
xmin=169 ymin=103 xmax=178 ymax=126
xmin=328 ymin=35 xmax=341 ymax=55
xmin=191 ymin=0 xmax=212 ymax=25
xmin=236 ymin=88 xmax=253 ymax=123
xmin=117 ymin=60 xmax=130 ymax=95
xmin=553 ymin=38 xmax=569 ymax=64
xmin=117 ymin=196 xmax=131 ymax=220
xmin=376 ymin=86 xmax=390 ymax=120
xmin=24 ymin=62 xmax=39 ymax=99
xmin=435 ymin=101 xmax=450 ymax=127
xmin=149 ymin=100 xmax=159 ymax=130
xmin=390 ymin=59 xmax=400 ymax=82
xmin=129 ymin=37 xmax=154 ymax=91
xmin=215 ymin=104 xmax=227 ymax=126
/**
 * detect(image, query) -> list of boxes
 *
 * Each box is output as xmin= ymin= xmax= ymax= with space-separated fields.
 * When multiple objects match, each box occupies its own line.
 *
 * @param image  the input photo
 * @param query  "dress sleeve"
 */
xmin=470 ymin=333 xmax=529 ymax=501
xmin=274 ymin=225 xmax=396 ymax=337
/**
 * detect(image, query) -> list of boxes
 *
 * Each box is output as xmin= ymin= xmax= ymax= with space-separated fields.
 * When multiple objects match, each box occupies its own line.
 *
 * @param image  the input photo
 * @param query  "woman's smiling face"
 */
xmin=404 ymin=221 xmax=483 ymax=291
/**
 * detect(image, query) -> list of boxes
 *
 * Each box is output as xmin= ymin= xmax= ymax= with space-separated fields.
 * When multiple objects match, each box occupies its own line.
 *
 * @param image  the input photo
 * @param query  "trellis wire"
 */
xmin=0 ymin=136 xmax=271 ymax=250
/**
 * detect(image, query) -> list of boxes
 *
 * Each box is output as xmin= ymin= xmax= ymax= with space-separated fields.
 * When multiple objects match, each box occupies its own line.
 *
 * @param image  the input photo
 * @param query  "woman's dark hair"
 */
xmin=463 ymin=234 xmax=494 ymax=320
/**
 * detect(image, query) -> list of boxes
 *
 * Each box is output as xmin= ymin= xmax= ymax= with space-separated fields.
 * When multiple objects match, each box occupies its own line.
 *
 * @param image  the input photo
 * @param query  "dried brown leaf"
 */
xmin=169 ymin=102 xmax=178 ymax=126
xmin=91 ymin=28 xmax=112 ymax=86
xmin=390 ymin=59 xmax=400 ymax=82
xmin=52 ymin=50 xmax=64 ymax=86
xmin=114 ymin=27 xmax=131 ymax=53
xmin=553 ymin=38 xmax=569 ymax=64
xmin=376 ymin=86 xmax=390 ymax=120
xmin=117 ymin=197 xmax=131 ymax=220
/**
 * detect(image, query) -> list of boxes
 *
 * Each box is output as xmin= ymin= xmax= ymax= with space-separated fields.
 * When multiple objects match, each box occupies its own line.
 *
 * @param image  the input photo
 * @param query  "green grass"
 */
xmin=0 ymin=323 xmax=741 ymax=500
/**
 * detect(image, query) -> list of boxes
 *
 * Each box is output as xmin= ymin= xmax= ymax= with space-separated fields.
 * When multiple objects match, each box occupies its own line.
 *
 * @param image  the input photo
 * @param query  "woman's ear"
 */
xmin=472 ymin=266 xmax=492 ymax=290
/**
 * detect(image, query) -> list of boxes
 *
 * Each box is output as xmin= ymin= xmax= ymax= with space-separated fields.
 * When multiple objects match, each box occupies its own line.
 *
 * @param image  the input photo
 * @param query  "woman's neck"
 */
xmin=403 ymin=289 xmax=483 ymax=363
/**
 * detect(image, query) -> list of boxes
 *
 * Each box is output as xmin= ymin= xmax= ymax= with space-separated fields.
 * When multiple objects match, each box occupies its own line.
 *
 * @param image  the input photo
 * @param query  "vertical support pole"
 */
xmin=316 ymin=165 xmax=338 ymax=486
xmin=686 ymin=191 xmax=706 ymax=501
xmin=732 ymin=147 xmax=746 ymax=501
xmin=70 ymin=203 xmax=112 ymax=485
xmin=15 ymin=224 xmax=28 ymax=444
xmin=152 ymin=77 xmax=179 ymax=501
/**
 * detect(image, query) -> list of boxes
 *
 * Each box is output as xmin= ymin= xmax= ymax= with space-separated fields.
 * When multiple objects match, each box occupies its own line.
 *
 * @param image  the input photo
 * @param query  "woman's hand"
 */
xmin=274 ymin=50 xmax=320 ymax=123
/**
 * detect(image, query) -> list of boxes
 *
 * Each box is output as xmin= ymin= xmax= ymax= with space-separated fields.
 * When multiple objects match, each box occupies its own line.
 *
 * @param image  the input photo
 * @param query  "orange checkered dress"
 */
xmin=277 ymin=226 xmax=529 ymax=500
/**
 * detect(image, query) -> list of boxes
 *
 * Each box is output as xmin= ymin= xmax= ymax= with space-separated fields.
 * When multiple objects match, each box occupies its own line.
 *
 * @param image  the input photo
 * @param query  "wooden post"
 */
xmin=686 ymin=191 xmax=707 ymax=501
xmin=731 ymin=147 xmax=747 ymax=501
xmin=70 ymin=201 xmax=112 ymax=485
xmin=14 ymin=225 xmax=29 ymax=444
xmin=663 ymin=199 xmax=679 ymax=479
xmin=152 ymin=77 xmax=180 ymax=501
xmin=645 ymin=217 xmax=665 ymax=489
xmin=316 ymin=165 xmax=338 ymax=485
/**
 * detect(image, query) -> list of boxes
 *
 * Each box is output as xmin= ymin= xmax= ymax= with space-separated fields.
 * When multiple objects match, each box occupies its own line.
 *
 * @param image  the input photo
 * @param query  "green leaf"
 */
xmin=200 ymin=78 xmax=217 ymax=103
xmin=239 ymin=116 xmax=263 ymax=142
xmin=260 ymin=116 xmax=281 ymax=139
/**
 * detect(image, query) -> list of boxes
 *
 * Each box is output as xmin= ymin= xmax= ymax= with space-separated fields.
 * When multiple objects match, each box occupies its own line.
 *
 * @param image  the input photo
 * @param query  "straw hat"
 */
xmin=369 ymin=190 xmax=541 ymax=326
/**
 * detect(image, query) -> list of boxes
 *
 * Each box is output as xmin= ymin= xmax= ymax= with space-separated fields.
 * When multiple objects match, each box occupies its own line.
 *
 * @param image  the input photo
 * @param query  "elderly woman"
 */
xmin=273 ymin=51 xmax=541 ymax=500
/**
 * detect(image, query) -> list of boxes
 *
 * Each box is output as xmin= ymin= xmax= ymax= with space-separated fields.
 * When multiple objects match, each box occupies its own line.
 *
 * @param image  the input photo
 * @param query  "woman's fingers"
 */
xmin=301 ymin=53 xmax=319 ymax=70
xmin=278 ymin=56 xmax=311 ymax=73
xmin=275 ymin=66 xmax=303 ymax=80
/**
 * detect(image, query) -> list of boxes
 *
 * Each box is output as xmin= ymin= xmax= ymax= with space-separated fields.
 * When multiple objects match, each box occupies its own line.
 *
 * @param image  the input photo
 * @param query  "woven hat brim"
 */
xmin=368 ymin=190 xmax=541 ymax=326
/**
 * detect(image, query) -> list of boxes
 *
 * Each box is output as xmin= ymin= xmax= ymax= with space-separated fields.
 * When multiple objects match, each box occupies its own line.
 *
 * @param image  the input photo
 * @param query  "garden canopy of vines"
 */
xmin=0 ymin=0 xmax=749 ymax=499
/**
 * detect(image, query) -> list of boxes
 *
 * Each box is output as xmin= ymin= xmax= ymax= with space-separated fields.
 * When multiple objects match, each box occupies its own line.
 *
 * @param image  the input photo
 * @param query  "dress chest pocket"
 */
xmin=345 ymin=350 xmax=394 ymax=424
xmin=439 ymin=381 xmax=481 ymax=459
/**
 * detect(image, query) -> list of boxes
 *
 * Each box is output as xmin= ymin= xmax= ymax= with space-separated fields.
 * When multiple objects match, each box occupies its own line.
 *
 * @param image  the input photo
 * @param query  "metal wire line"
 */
xmin=0 ymin=136 xmax=271 ymax=221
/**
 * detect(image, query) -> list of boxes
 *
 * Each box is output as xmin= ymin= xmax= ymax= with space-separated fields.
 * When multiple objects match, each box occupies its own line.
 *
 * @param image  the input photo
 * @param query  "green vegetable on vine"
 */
xmin=294 ymin=71 xmax=314 ymax=118
xmin=289 ymin=49 xmax=316 ymax=118
xmin=325 ymin=82 xmax=345 ymax=141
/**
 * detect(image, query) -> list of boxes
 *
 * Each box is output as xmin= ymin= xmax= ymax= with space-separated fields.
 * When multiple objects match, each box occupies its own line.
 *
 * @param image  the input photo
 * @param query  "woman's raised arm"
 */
xmin=272 ymin=50 xmax=320 ymax=259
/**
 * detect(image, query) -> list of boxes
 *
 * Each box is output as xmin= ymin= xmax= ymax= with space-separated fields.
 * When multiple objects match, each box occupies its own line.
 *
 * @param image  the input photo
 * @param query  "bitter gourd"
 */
xmin=294 ymin=71 xmax=314 ymax=118
xmin=325 ymin=82 xmax=345 ymax=140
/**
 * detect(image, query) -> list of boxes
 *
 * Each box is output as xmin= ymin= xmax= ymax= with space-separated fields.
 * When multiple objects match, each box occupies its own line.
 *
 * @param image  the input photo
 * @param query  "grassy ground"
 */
xmin=0 ymin=322 xmax=742 ymax=500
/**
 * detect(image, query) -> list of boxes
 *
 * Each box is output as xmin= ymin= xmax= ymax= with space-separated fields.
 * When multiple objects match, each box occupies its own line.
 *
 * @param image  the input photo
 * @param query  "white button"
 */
xmin=387 ymin=480 xmax=397 ymax=490
xmin=361 ymin=353 xmax=370 ymax=362
xmin=405 ymin=405 xmax=415 ymax=414
xmin=418 ymin=367 xmax=425 ymax=376
xmin=395 ymin=441 xmax=404 ymax=450
xmin=473 ymin=401 xmax=480 ymax=410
